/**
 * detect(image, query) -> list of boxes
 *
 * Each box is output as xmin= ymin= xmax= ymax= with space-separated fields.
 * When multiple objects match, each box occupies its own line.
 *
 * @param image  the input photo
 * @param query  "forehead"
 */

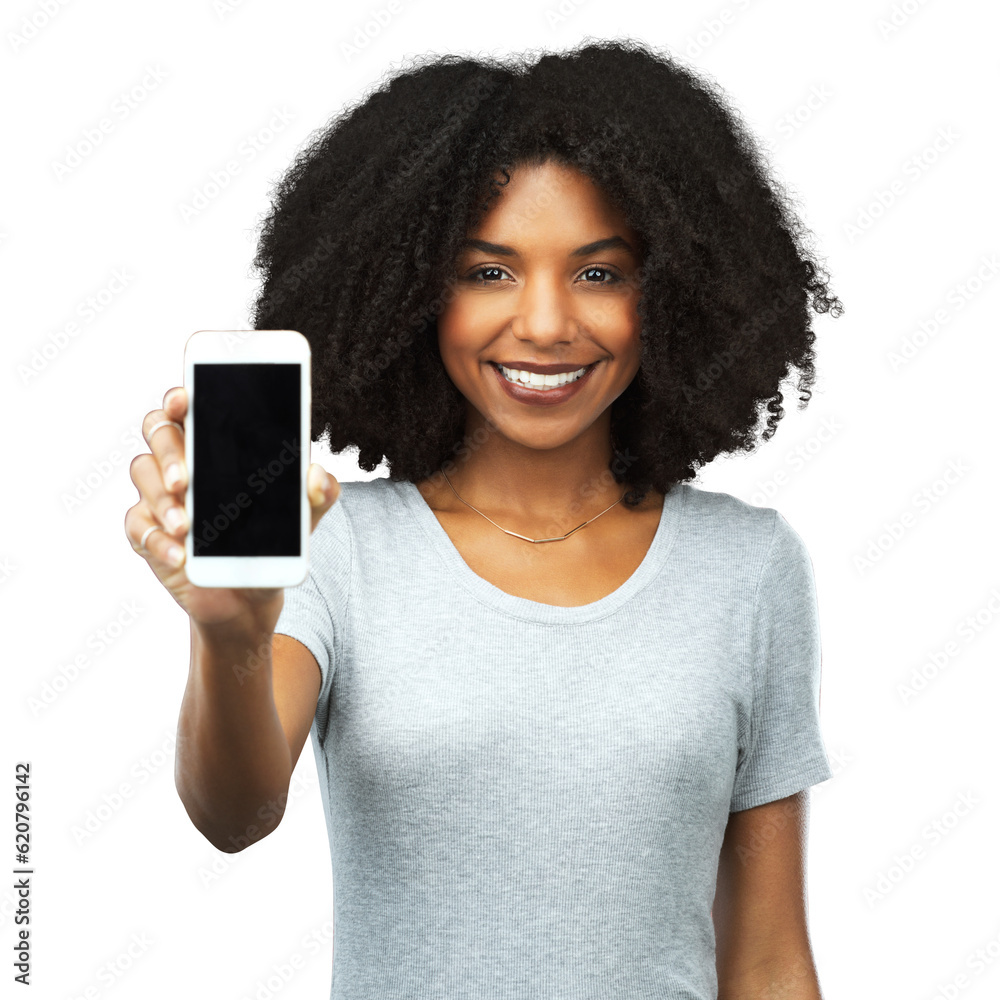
xmin=467 ymin=160 xmax=635 ymax=246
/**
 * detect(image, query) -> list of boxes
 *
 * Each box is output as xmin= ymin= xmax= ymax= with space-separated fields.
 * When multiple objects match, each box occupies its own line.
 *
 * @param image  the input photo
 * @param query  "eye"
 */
xmin=579 ymin=266 xmax=622 ymax=284
xmin=463 ymin=265 xmax=624 ymax=285
xmin=465 ymin=265 xmax=512 ymax=284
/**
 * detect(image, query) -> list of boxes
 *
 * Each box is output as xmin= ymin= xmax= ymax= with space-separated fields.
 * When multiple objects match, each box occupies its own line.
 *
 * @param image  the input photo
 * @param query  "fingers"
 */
xmin=141 ymin=400 xmax=186 ymax=495
xmin=162 ymin=386 xmax=186 ymax=417
xmin=124 ymin=502 xmax=185 ymax=569
xmin=125 ymin=389 xmax=189 ymax=573
xmin=130 ymin=451 xmax=189 ymax=539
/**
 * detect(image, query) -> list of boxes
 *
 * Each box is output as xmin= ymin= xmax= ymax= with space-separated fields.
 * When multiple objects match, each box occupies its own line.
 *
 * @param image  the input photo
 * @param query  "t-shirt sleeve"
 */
xmin=730 ymin=510 xmax=833 ymax=812
xmin=272 ymin=495 xmax=352 ymax=735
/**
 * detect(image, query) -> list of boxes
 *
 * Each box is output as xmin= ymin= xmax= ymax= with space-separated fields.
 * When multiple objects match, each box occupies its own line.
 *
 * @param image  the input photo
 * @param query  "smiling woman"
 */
xmin=159 ymin=37 xmax=843 ymax=1000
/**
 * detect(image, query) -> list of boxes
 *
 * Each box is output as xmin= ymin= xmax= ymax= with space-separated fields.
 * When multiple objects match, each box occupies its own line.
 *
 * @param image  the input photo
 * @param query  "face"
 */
xmin=437 ymin=158 xmax=643 ymax=454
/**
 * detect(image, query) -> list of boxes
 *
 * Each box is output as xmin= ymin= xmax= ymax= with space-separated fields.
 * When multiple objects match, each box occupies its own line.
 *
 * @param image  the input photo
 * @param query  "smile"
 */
xmin=487 ymin=360 xmax=600 ymax=407
xmin=494 ymin=363 xmax=591 ymax=390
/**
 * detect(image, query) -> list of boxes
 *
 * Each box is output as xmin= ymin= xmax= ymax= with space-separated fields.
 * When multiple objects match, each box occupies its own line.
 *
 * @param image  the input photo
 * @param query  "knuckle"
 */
xmin=141 ymin=409 xmax=165 ymax=441
xmin=129 ymin=451 xmax=152 ymax=479
xmin=124 ymin=507 xmax=147 ymax=550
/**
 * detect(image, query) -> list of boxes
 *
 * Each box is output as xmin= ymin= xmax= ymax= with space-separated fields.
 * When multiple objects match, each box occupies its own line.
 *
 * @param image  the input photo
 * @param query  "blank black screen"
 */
xmin=192 ymin=362 xmax=301 ymax=557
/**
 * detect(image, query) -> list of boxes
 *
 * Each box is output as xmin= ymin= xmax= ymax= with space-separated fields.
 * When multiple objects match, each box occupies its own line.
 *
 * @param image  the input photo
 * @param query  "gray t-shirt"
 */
xmin=274 ymin=476 xmax=833 ymax=1000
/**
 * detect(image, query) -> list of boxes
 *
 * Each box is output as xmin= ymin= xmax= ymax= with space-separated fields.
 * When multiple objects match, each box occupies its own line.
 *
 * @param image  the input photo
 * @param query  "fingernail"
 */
xmin=167 ymin=546 xmax=185 ymax=567
xmin=164 ymin=506 xmax=187 ymax=534
xmin=165 ymin=463 xmax=182 ymax=490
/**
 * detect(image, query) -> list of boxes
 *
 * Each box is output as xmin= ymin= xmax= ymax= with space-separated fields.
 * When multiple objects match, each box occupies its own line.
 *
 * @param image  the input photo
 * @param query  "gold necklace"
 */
xmin=440 ymin=469 xmax=628 ymax=543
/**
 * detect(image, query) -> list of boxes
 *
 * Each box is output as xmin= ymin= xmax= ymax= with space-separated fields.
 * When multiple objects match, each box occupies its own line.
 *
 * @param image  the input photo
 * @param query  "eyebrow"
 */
xmin=458 ymin=235 xmax=636 ymax=258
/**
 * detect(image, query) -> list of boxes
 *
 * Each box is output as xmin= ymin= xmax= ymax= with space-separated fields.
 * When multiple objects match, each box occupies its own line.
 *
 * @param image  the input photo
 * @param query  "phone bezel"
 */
xmin=182 ymin=329 xmax=311 ymax=587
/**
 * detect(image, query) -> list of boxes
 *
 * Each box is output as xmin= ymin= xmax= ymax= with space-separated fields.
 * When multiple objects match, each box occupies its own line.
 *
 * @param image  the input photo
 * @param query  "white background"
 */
xmin=3 ymin=0 xmax=999 ymax=997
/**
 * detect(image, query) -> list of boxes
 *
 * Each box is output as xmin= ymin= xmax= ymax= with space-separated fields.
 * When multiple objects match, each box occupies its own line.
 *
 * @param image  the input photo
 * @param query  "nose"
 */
xmin=510 ymin=272 xmax=576 ymax=346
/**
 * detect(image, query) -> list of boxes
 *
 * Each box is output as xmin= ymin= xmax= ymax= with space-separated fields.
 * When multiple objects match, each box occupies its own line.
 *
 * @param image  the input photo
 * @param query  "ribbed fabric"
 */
xmin=273 ymin=476 xmax=833 ymax=1000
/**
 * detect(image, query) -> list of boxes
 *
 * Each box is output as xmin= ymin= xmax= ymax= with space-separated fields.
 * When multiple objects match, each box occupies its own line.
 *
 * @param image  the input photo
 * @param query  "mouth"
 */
xmin=489 ymin=361 xmax=598 ymax=391
xmin=486 ymin=359 xmax=602 ymax=407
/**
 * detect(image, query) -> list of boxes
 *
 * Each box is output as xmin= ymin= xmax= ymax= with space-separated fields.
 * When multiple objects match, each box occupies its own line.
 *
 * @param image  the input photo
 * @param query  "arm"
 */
xmin=713 ymin=791 xmax=824 ymax=1000
xmin=174 ymin=615 xmax=321 ymax=853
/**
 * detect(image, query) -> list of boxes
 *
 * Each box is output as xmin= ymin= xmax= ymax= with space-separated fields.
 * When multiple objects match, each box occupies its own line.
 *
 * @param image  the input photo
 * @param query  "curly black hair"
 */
xmin=248 ymin=37 xmax=843 ymax=507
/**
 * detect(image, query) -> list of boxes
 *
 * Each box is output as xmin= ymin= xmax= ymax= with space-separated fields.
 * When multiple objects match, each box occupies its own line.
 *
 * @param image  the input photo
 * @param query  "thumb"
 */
xmin=307 ymin=463 xmax=339 ymax=519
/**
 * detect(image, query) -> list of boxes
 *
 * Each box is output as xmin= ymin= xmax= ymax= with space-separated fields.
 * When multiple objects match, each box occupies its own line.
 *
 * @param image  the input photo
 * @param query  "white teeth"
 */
xmin=497 ymin=364 xmax=589 ymax=389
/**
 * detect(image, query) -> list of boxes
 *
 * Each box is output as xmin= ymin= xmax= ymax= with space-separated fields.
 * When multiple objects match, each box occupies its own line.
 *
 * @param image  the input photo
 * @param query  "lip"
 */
xmin=488 ymin=360 xmax=599 ymax=407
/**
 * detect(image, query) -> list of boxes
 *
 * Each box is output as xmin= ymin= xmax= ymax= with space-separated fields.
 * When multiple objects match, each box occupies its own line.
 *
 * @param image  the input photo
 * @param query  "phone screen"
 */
xmin=191 ymin=362 xmax=302 ymax=557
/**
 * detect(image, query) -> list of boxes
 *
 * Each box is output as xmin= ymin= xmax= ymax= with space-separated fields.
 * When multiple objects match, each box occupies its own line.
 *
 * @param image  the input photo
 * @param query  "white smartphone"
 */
xmin=182 ymin=329 xmax=311 ymax=587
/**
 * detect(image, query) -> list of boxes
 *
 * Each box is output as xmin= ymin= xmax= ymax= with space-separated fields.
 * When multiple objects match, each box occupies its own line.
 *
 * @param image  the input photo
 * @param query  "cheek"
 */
xmin=601 ymin=308 xmax=641 ymax=365
xmin=437 ymin=299 xmax=488 ymax=357
xmin=589 ymin=291 xmax=640 ymax=337
xmin=436 ymin=307 xmax=488 ymax=396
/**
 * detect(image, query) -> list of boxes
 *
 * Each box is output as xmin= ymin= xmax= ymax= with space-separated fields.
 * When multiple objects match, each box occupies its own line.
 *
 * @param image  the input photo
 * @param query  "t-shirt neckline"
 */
xmin=395 ymin=477 xmax=687 ymax=624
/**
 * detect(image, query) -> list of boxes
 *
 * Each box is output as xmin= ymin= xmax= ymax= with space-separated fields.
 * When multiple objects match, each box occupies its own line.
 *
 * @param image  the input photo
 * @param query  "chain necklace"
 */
xmin=440 ymin=469 xmax=628 ymax=543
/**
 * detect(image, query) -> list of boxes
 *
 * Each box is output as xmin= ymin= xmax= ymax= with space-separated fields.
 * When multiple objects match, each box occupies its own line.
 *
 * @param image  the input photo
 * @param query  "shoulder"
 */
xmin=314 ymin=475 xmax=414 ymax=541
xmin=322 ymin=475 xmax=406 ymax=510
xmin=674 ymin=483 xmax=814 ymax=588
xmin=333 ymin=475 xmax=401 ymax=506
xmin=676 ymin=482 xmax=779 ymax=548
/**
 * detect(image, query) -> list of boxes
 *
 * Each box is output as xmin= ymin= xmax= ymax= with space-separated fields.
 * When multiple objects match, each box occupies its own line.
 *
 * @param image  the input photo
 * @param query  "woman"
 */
xmin=126 ymin=39 xmax=842 ymax=1000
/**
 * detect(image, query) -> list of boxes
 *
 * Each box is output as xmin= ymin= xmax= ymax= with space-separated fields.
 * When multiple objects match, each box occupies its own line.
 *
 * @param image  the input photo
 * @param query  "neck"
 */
xmin=433 ymin=408 xmax=630 ymax=520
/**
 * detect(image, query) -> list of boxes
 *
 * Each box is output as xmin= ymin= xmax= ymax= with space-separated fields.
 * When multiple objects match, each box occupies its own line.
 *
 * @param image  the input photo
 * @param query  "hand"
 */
xmin=124 ymin=386 xmax=340 ymax=632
